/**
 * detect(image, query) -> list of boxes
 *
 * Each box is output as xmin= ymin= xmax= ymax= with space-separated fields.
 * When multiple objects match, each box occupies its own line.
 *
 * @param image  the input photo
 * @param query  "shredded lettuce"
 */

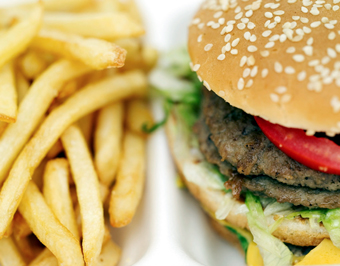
xmin=225 ymin=225 xmax=251 ymax=255
xmin=246 ymin=192 xmax=293 ymax=266
xmin=215 ymin=193 xmax=235 ymax=220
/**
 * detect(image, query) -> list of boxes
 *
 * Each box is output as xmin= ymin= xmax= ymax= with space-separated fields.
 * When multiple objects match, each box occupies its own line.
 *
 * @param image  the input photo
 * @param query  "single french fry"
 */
xmin=123 ymin=45 xmax=158 ymax=72
xmin=0 ymin=4 xmax=42 ymax=69
xmin=0 ymin=70 xmax=146 ymax=237
xmin=126 ymin=99 xmax=153 ymax=136
xmin=3 ymin=220 xmax=13 ymax=238
xmin=0 ymin=236 xmax=26 ymax=266
xmin=43 ymin=158 xmax=79 ymax=240
xmin=31 ymin=157 xmax=48 ymax=191
xmin=32 ymin=29 xmax=127 ymax=70
xmin=12 ymin=212 xmax=31 ymax=239
xmin=43 ymin=0 xmax=91 ymax=11
xmin=28 ymin=248 xmax=58 ymax=266
xmin=19 ymin=50 xmax=48 ymax=80
xmin=43 ymin=12 xmax=144 ymax=40
xmin=109 ymin=131 xmax=146 ymax=227
xmin=61 ymin=125 xmax=104 ymax=266
xmin=94 ymin=102 xmax=123 ymax=186
xmin=100 ymin=183 xmax=110 ymax=204
xmin=0 ymin=63 xmax=17 ymax=123
xmin=18 ymin=181 xmax=84 ymax=266
xmin=15 ymin=71 xmax=29 ymax=104
xmin=97 ymin=239 xmax=121 ymax=266
xmin=78 ymin=113 xmax=95 ymax=149
xmin=0 ymin=60 xmax=90 ymax=185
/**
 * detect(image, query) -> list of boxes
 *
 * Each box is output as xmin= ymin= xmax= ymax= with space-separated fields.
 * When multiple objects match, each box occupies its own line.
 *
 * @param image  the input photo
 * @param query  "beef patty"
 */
xmin=201 ymin=89 xmax=340 ymax=191
xmin=195 ymin=117 xmax=340 ymax=208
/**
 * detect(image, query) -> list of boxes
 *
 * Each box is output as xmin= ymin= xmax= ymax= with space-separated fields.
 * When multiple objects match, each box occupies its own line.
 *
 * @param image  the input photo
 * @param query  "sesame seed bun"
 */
xmin=188 ymin=0 xmax=340 ymax=134
xmin=166 ymin=111 xmax=330 ymax=247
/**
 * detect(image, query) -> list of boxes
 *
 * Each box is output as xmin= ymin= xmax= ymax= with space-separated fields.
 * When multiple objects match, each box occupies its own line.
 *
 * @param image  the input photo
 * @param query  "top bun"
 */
xmin=188 ymin=0 xmax=340 ymax=134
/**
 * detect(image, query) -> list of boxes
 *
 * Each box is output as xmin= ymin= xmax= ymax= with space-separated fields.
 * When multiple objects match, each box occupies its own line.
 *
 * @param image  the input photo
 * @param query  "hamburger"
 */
xmin=162 ymin=0 xmax=340 ymax=265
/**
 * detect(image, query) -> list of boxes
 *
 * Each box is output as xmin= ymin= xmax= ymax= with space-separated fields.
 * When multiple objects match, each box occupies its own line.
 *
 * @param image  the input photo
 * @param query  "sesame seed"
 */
xmin=231 ymin=49 xmax=238 ymax=55
xmin=252 ymin=1 xmax=261 ymax=10
xmin=248 ymin=45 xmax=258 ymax=52
xmin=271 ymin=3 xmax=280 ymax=8
xmin=192 ymin=18 xmax=200 ymax=25
xmin=331 ymin=96 xmax=340 ymax=112
xmin=336 ymin=44 xmax=340 ymax=53
xmin=203 ymin=81 xmax=211 ymax=91
xmin=235 ymin=12 xmax=243 ymax=20
xmin=197 ymin=34 xmax=203 ymax=42
xmin=285 ymin=66 xmax=296 ymax=74
xmin=262 ymin=30 xmax=272 ymax=37
xmin=325 ymin=3 xmax=332 ymax=9
xmin=325 ymin=23 xmax=335 ymax=29
xmin=193 ymin=64 xmax=200 ymax=71
xmin=286 ymin=47 xmax=296 ymax=53
xmin=303 ymin=46 xmax=313 ymax=56
xmin=237 ymin=23 xmax=246 ymax=30
xmin=225 ymin=43 xmax=231 ymax=52
xmin=323 ymin=76 xmax=333 ymax=84
xmin=241 ymin=18 xmax=249 ymax=24
xmin=306 ymin=130 xmax=316 ymax=136
xmin=274 ymin=62 xmax=283 ymax=73
xmin=214 ymin=11 xmax=223 ymax=18
xmin=247 ymin=55 xmax=256 ymax=66
xmin=280 ymin=34 xmax=287 ymax=42
xmin=292 ymin=35 xmax=304 ymax=42
xmin=275 ymin=86 xmax=287 ymax=94
xmin=232 ymin=38 xmax=240 ymax=47
xmin=301 ymin=6 xmax=308 ymax=13
xmin=225 ymin=34 xmax=231 ymax=42
xmin=333 ymin=5 xmax=340 ymax=11
xmin=310 ymin=7 xmax=320 ymax=15
xmin=262 ymin=68 xmax=269 ymax=78
xmin=288 ymin=0 xmax=297 ymax=3
xmin=227 ymin=20 xmax=236 ymax=25
xmin=249 ymin=66 xmax=258 ymax=78
xmin=281 ymin=94 xmax=292 ymax=103
xmin=311 ymin=21 xmax=321 ymax=27
xmin=225 ymin=25 xmax=234 ymax=33
xmin=269 ymin=34 xmax=280 ymax=42
xmin=268 ymin=22 xmax=277 ymax=29
xmin=211 ymin=23 xmax=220 ymax=29
xmin=290 ymin=21 xmax=297 ymax=29
xmin=204 ymin=43 xmax=213 ymax=51
xmin=274 ymin=16 xmax=282 ymax=23
xmin=274 ymin=10 xmax=285 ymax=15
xmin=309 ymin=60 xmax=320 ymax=66
xmin=265 ymin=20 xmax=271 ymax=27
xmin=328 ymin=48 xmax=337 ymax=58
xmin=330 ymin=20 xmax=338 ymax=24
xmin=240 ymin=56 xmax=247 ymax=67
xmin=334 ymin=0 xmax=340 ymax=4
xmin=198 ymin=23 xmax=204 ymax=29
xmin=218 ymin=90 xmax=225 ymax=97
xmin=260 ymin=50 xmax=270 ymax=57
xmin=238 ymin=78 xmax=245 ymax=90
xmin=265 ymin=12 xmax=273 ymax=18
xmin=235 ymin=6 xmax=241 ymax=13
xmin=250 ymin=35 xmax=257 ymax=42
xmin=293 ymin=54 xmax=305 ymax=62
xmin=321 ymin=17 xmax=329 ymax=23
xmin=246 ymin=10 xmax=253 ymax=17
xmin=243 ymin=68 xmax=251 ymax=78
xmin=270 ymin=93 xmax=279 ymax=102
xmin=297 ymin=71 xmax=307 ymax=81
xmin=296 ymin=29 xmax=304 ymax=36
xmin=303 ymin=26 xmax=312 ymax=33
xmin=218 ymin=54 xmax=226 ymax=60
xmin=247 ymin=22 xmax=256 ymax=29
xmin=246 ymin=79 xmax=254 ymax=87
xmin=244 ymin=31 xmax=251 ymax=40
xmin=293 ymin=16 xmax=300 ymax=20
xmin=300 ymin=17 xmax=309 ymax=23
xmin=197 ymin=75 xmax=202 ymax=82
xmin=307 ymin=37 xmax=314 ymax=45
xmin=265 ymin=42 xmax=275 ymax=49
xmin=218 ymin=18 xmax=226 ymax=24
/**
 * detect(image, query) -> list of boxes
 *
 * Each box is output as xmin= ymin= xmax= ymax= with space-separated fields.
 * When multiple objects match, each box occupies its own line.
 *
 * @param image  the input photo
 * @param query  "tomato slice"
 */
xmin=254 ymin=116 xmax=340 ymax=175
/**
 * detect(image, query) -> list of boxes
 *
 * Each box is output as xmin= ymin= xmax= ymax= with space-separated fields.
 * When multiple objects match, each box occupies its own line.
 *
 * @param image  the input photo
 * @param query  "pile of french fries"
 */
xmin=0 ymin=0 xmax=156 ymax=265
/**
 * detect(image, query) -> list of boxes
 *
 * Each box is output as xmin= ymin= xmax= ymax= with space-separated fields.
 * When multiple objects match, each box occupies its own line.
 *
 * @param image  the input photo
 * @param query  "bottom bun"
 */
xmin=166 ymin=111 xmax=329 ymax=247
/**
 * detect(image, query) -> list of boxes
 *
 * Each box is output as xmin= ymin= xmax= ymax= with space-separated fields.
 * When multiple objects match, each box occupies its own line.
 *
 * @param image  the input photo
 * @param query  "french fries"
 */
xmin=0 ymin=70 xmax=146 ymax=237
xmin=94 ymin=102 xmax=123 ymax=186
xmin=43 ymin=12 xmax=145 ymax=40
xmin=43 ymin=158 xmax=79 ymax=239
xmin=0 ymin=60 xmax=90 ymax=184
xmin=0 ymin=2 xmax=153 ymax=265
xmin=110 ymin=131 xmax=146 ymax=227
xmin=0 ymin=4 xmax=43 ymax=68
xmin=32 ymin=29 xmax=127 ymax=70
xmin=61 ymin=125 xmax=104 ymax=265
xmin=0 ymin=63 xmax=17 ymax=123
xmin=0 ymin=237 xmax=26 ymax=266
xmin=18 ymin=181 xmax=84 ymax=266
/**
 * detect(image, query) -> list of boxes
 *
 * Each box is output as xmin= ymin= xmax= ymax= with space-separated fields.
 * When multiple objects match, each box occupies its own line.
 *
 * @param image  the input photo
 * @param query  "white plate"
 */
xmin=111 ymin=1 xmax=245 ymax=265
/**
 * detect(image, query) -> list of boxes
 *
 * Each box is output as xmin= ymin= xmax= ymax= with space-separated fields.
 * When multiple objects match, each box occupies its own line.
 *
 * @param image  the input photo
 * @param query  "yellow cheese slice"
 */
xmin=247 ymin=242 xmax=264 ymax=266
xmin=296 ymin=239 xmax=340 ymax=265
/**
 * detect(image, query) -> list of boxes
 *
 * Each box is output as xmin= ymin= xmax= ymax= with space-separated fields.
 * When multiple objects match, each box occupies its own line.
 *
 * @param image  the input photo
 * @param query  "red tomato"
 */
xmin=254 ymin=116 xmax=340 ymax=175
